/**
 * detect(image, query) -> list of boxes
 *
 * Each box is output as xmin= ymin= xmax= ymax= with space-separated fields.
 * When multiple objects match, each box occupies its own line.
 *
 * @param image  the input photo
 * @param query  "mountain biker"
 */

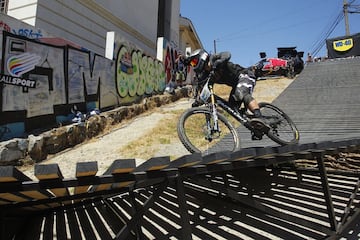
xmin=181 ymin=49 xmax=265 ymax=136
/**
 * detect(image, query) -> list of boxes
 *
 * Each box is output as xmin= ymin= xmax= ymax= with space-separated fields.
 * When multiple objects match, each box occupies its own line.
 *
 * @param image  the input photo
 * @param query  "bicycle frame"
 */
xmin=200 ymin=79 xmax=251 ymax=130
xmin=214 ymin=95 xmax=249 ymax=124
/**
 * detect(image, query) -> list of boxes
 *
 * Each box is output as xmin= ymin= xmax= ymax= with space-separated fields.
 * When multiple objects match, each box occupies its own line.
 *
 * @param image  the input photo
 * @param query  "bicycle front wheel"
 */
xmin=177 ymin=107 xmax=241 ymax=155
xmin=259 ymin=102 xmax=299 ymax=145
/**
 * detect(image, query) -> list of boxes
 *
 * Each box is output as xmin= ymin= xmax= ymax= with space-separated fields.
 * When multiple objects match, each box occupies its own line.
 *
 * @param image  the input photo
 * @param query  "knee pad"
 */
xmin=233 ymin=86 xmax=250 ymax=102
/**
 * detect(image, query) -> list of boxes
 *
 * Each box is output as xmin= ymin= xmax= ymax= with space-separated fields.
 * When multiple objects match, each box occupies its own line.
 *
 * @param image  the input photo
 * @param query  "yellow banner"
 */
xmin=333 ymin=38 xmax=353 ymax=52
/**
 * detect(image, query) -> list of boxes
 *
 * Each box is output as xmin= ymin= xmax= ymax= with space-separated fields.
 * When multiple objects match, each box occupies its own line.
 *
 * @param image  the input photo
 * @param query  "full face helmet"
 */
xmin=188 ymin=49 xmax=209 ymax=73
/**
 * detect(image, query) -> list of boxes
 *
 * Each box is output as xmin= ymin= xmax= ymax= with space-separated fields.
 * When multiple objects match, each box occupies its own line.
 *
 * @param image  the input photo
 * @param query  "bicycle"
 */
xmin=177 ymin=71 xmax=300 ymax=155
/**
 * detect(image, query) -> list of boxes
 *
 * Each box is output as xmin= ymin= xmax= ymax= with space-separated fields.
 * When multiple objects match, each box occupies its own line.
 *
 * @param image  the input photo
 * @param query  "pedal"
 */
xmin=249 ymin=119 xmax=270 ymax=133
xmin=249 ymin=118 xmax=270 ymax=141
xmin=251 ymin=133 xmax=263 ymax=141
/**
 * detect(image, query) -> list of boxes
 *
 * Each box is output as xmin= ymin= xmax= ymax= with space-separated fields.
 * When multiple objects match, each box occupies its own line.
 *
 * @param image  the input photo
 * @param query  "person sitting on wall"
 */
xmin=175 ymin=54 xmax=186 ymax=87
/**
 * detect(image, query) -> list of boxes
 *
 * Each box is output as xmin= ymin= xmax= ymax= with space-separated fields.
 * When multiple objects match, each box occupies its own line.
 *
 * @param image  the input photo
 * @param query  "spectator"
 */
xmin=175 ymin=54 xmax=186 ymax=87
xmin=306 ymin=52 xmax=313 ymax=63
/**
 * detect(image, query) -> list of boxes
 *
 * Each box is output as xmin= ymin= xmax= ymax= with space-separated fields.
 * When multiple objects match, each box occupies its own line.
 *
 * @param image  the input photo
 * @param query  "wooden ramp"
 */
xmin=1 ymin=139 xmax=360 ymax=239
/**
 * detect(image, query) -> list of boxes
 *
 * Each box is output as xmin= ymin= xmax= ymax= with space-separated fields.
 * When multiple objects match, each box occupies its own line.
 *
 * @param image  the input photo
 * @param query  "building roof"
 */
xmin=179 ymin=16 xmax=203 ymax=51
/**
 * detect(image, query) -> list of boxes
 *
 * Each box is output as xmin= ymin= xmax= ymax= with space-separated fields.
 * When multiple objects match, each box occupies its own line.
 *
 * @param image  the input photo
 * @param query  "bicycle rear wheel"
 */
xmin=259 ymin=102 xmax=299 ymax=145
xmin=177 ymin=107 xmax=241 ymax=155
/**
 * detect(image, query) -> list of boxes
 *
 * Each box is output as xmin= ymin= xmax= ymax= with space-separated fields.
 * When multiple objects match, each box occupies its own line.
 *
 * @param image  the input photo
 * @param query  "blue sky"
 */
xmin=180 ymin=0 xmax=360 ymax=66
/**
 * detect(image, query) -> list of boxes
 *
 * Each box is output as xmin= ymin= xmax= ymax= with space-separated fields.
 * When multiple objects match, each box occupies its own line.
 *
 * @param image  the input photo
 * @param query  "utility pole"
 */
xmin=213 ymin=39 xmax=217 ymax=53
xmin=343 ymin=0 xmax=350 ymax=35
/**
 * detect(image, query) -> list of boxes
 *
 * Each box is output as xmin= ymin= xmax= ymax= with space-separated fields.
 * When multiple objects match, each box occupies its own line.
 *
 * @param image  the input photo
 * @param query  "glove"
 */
xmin=191 ymin=100 xmax=201 ymax=107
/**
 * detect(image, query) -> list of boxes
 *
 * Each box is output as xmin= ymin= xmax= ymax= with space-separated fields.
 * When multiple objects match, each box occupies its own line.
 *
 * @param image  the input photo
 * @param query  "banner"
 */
xmin=326 ymin=32 xmax=360 ymax=59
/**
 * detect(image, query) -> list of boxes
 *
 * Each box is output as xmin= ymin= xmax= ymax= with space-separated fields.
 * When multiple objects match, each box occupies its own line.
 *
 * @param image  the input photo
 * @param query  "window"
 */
xmin=0 ymin=0 xmax=8 ymax=13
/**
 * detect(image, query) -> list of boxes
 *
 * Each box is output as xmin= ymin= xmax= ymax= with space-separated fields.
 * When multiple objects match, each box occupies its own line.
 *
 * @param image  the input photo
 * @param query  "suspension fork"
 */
xmin=208 ymin=84 xmax=219 ymax=131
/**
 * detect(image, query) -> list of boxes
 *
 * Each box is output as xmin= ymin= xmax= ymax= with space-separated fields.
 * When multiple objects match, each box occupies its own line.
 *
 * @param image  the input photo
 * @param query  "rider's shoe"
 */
xmin=249 ymin=118 xmax=270 ymax=141
xmin=249 ymin=118 xmax=269 ymax=131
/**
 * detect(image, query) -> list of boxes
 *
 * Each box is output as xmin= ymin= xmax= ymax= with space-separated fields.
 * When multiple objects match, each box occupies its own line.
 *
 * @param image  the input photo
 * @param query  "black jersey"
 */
xmin=209 ymin=51 xmax=254 ymax=88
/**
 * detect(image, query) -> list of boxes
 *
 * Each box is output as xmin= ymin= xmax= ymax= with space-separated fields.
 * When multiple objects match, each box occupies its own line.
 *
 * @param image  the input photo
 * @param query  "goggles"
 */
xmin=189 ymin=58 xmax=199 ymax=67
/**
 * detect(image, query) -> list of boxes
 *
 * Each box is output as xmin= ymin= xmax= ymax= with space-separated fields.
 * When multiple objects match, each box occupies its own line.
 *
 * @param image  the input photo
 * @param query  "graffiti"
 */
xmin=7 ymin=52 xmax=41 ymax=77
xmin=0 ymin=126 xmax=11 ymax=139
xmin=0 ymin=31 xmax=169 ymax=140
xmin=12 ymin=28 xmax=43 ymax=39
xmin=163 ymin=44 xmax=191 ymax=85
xmin=0 ymin=15 xmax=175 ymax=140
xmin=0 ymin=21 xmax=11 ymax=32
xmin=115 ymin=45 xmax=165 ymax=99
xmin=0 ymin=20 xmax=43 ymax=39
xmin=68 ymin=49 xmax=88 ymax=103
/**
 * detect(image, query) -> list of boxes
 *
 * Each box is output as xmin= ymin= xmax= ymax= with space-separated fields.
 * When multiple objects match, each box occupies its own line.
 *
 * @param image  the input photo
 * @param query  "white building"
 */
xmin=5 ymin=0 xmax=186 ymax=57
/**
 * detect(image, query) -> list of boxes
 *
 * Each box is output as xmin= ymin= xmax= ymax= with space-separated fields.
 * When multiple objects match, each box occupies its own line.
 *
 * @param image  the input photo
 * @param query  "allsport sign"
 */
xmin=0 ymin=73 xmax=36 ymax=88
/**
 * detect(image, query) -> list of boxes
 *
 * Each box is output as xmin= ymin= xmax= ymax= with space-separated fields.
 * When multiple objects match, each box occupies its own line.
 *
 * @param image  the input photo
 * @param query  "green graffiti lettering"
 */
xmin=116 ymin=45 xmax=130 ymax=97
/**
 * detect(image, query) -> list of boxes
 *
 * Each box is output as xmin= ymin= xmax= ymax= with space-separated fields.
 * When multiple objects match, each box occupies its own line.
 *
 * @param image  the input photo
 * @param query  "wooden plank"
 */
xmin=206 ymin=161 xmax=234 ymax=172
xmin=96 ymin=201 xmax=125 ymax=234
xmin=273 ymin=144 xmax=300 ymax=154
xmin=74 ymin=161 xmax=98 ymax=195
xmin=135 ymin=156 xmax=170 ymax=172
xmin=103 ymin=159 xmax=136 ymax=175
xmin=92 ymin=159 xmax=136 ymax=192
xmin=76 ymin=161 xmax=98 ymax=177
xmin=0 ymin=166 xmax=33 ymax=204
xmin=168 ymin=153 xmax=202 ymax=168
xmin=55 ymin=209 xmax=68 ymax=240
xmin=230 ymin=148 xmax=257 ymax=161
xmin=0 ymin=193 xmax=30 ymax=203
xmin=66 ymin=208 xmax=82 ymax=239
xmin=76 ymin=205 xmax=97 ymax=239
xmin=0 ymin=192 xmax=57 ymax=210
xmin=298 ymin=142 xmax=317 ymax=151
xmin=35 ymin=164 xmax=64 ymax=180
xmin=42 ymin=212 xmax=54 ymax=240
xmin=86 ymin=203 xmax=113 ymax=240
xmin=179 ymin=164 xmax=208 ymax=176
xmin=20 ymin=190 xmax=53 ymax=200
xmin=0 ymin=166 xmax=55 ymax=206
xmin=201 ymin=151 xmax=230 ymax=165
xmin=35 ymin=164 xmax=69 ymax=197
xmin=0 ymin=166 xmax=32 ymax=182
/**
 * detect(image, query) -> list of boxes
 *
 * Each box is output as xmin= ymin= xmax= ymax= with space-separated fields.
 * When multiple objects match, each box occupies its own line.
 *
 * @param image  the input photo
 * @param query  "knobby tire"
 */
xmin=177 ymin=107 xmax=241 ymax=155
xmin=259 ymin=102 xmax=299 ymax=145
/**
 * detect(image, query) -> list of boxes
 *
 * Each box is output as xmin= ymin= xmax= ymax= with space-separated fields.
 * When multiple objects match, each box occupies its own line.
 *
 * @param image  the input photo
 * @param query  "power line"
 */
xmin=308 ymin=9 xmax=344 ymax=57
